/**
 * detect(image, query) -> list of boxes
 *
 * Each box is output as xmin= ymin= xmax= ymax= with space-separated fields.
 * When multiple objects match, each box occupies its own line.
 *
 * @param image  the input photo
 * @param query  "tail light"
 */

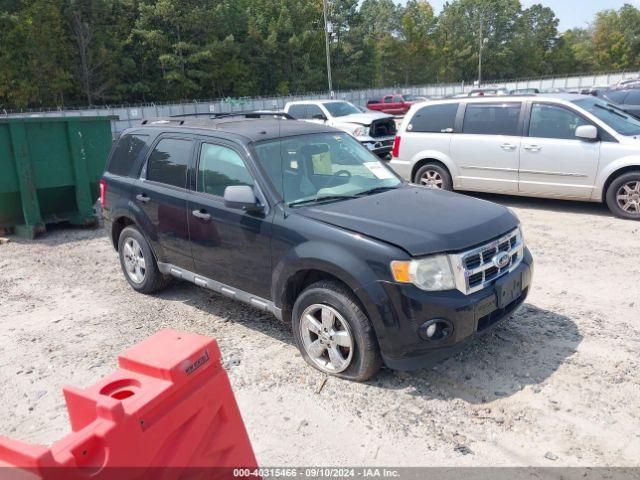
xmin=99 ymin=178 xmax=107 ymax=209
xmin=392 ymin=136 xmax=401 ymax=158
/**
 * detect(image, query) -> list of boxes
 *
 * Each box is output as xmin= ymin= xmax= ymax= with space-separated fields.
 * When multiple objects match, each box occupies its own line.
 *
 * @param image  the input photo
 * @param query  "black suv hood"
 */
xmin=296 ymin=186 xmax=519 ymax=256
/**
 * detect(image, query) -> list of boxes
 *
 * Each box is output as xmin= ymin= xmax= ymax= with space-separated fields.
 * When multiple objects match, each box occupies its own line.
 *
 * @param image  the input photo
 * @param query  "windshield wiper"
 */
xmin=288 ymin=194 xmax=358 ymax=208
xmin=356 ymin=186 xmax=399 ymax=196
xmin=594 ymin=103 xmax=628 ymax=119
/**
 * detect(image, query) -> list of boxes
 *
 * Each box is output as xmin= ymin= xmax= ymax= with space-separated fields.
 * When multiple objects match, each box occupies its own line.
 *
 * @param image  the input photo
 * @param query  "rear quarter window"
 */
xmin=107 ymin=134 xmax=148 ymax=177
xmin=408 ymin=103 xmax=459 ymax=133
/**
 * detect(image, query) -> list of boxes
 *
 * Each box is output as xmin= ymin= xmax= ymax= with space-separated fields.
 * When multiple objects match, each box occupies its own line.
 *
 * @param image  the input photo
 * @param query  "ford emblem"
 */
xmin=493 ymin=252 xmax=510 ymax=269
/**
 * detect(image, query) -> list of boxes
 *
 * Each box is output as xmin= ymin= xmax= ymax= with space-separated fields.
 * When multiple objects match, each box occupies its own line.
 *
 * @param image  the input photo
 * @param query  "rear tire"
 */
xmin=118 ymin=226 xmax=170 ymax=293
xmin=292 ymin=280 xmax=382 ymax=382
xmin=605 ymin=171 xmax=640 ymax=220
xmin=414 ymin=162 xmax=453 ymax=190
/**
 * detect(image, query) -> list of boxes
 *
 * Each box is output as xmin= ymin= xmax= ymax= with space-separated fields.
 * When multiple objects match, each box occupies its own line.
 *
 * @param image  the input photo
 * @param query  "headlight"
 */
xmin=352 ymin=126 xmax=368 ymax=137
xmin=390 ymin=255 xmax=455 ymax=291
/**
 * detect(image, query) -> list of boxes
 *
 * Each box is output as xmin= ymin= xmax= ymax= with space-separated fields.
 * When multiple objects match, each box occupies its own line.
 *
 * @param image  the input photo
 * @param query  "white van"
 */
xmin=389 ymin=94 xmax=640 ymax=219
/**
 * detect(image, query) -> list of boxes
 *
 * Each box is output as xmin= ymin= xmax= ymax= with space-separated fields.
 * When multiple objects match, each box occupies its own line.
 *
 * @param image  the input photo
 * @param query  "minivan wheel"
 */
xmin=292 ymin=280 xmax=382 ymax=381
xmin=414 ymin=163 xmax=453 ymax=190
xmin=118 ymin=226 xmax=170 ymax=293
xmin=605 ymin=171 xmax=640 ymax=220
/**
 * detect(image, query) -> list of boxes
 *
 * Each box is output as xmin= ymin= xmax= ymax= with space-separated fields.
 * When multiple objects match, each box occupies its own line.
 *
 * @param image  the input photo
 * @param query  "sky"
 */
xmin=410 ymin=0 xmax=640 ymax=31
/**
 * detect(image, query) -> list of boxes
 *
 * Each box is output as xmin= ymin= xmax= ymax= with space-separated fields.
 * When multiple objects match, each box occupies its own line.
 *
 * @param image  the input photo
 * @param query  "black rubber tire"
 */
xmin=117 ymin=225 xmax=170 ymax=293
xmin=605 ymin=171 xmax=640 ymax=220
xmin=292 ymin=280 xmax=382 ymax=382
xmin=414 ymin=162 xmax=453 ymax=190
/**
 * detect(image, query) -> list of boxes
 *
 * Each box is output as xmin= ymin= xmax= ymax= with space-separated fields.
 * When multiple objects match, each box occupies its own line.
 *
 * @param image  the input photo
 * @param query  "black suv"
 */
xmin=101 ymin=113 xmax=533 ymax=381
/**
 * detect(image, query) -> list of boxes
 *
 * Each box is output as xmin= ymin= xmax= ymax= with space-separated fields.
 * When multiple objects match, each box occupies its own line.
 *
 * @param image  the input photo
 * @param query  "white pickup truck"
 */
xmin=284 ymin=100 xmax=397 ymax=159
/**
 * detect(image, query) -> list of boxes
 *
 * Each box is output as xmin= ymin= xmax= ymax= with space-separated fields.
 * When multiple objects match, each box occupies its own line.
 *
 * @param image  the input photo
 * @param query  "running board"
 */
xmin=157 ymin=262 xmax=282 ymax=320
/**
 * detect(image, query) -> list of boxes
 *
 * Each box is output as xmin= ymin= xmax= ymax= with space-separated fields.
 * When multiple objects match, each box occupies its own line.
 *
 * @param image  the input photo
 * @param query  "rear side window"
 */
xmin=462 ymin=103 xmax=521 ymax=136
xmin=603 ymin=90 xmax=629 ymax=104
xmin=198 ymin=143 xmax=254 ymax=197
xmin=288 ymin=104 xmax=307 ymax=119
xmin=146 ymin=138 xmax=193 ymax=188
xmin=107 ymin=134 xmax=148 ymax=177
xmin=624 ymin=90 xmax=640 ymax=106
xmin=409 ymin=103 xmax=458 ymax=133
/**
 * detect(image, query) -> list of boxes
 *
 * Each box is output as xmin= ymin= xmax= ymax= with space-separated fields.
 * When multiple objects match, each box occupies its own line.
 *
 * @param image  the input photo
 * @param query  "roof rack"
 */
xmin=168 ymin=111 xmax=295 ymax=120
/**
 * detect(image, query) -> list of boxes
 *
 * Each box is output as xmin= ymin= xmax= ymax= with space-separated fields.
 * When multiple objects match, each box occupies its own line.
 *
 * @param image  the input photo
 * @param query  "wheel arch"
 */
xmin=411 ymin=157 xmax=453 ymax=184
xmin=601 ymin=164 xmax=640 ymax=202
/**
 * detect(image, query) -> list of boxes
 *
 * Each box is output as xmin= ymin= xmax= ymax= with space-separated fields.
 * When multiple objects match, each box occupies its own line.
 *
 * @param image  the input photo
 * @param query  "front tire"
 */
xmin=605 ymin=171 xmax=640 ymax=220
xmin=118 ymin=225 xmax=170 ymax=293
xmin=414 ymin=162 xmax=453 ymax=190
xmin=292 ymin=281 xmax=382 ymax=381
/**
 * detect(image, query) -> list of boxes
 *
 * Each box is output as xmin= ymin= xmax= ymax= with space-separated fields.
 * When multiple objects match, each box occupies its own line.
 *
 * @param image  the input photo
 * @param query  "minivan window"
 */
xmin=198 ymin=143 xmax=254 ymax=197
xmin=288 ymin=104 xmax=308 ymax=119
xmin=409 ymin=103 xmax=458 ymax=133
xmin=573 ymin=97 xmax=640 ymax=136
xmin=462 ymin=103 xmax=521 ymax=136
xmin=146 ymin=138 xmax=192 ymax=188
xmin=108 ymin=134 xmax=148 ymax=177
xmin=529 ymin=104 xmax=590 ymax=140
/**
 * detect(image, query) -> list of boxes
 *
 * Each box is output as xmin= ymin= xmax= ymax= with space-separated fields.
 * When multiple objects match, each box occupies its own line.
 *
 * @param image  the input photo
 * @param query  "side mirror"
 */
xmin=575 ymin=125 xmax=598 ymax=141
xmin=223 ymin=185 xmax=264 ymax=213
xmin=312 ymin=114 xmax=327 ymax=121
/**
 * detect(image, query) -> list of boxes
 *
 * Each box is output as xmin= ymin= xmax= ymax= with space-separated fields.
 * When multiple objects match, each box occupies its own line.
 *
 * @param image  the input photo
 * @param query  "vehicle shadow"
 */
xmin=155 ymin=281 xmax=295 ymax=346
xmin=461 ymin=191 xmax=611 ymax=218
xmin=371 ymin=303 xmax=582 ymax=404
xmin=158 ymin=281 xmax=580 ymax=404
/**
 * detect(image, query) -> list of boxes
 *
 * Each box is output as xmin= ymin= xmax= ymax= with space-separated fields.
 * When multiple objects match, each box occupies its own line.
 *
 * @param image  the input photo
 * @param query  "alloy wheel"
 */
xmin=299 ymin=304 xmax=354 ymax=374
xmin=419 ymin=170 xmax=443 ymax=189
xmin=122 ymin=237 xmax=146 ymax=284
xmin=616 ymin=180 xmax=640 ymax=215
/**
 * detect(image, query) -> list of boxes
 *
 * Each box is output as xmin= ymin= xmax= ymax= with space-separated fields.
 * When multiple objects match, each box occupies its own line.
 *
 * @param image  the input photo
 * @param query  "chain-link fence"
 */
xmin=3 ymin=70 xmax=638 ymax=137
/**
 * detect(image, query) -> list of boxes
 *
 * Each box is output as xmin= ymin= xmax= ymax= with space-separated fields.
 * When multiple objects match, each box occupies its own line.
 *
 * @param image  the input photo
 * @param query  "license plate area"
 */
xmin=495 ymin=272 xmax=523 ymax=309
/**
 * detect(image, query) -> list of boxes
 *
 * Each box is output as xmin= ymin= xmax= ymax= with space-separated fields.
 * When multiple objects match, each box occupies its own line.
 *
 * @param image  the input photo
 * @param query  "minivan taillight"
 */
xmin=99 ymin=178 xmax=107 ymax=209
xmin=392 ymin=136 xmax=401 ymax=158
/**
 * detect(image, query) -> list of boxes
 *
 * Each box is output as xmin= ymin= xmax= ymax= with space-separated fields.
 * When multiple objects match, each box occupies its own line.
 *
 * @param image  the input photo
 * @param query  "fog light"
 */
xmin=425 ymin=323 xmax=437 ymax=338
xmin=419 ymin=319 xmax=453 ymax=341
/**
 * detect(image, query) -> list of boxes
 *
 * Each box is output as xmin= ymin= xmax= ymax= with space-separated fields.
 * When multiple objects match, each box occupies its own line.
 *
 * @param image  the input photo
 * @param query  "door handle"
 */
xmin=136 ymin=193 xmax=150 ymax=203
xmin=192 ymin=209 xmax=211 ymax=221
xmin=500 ymin=143 xmax=517 ymax=151
xmin=524 ymin=144 xmax=541 ymax=152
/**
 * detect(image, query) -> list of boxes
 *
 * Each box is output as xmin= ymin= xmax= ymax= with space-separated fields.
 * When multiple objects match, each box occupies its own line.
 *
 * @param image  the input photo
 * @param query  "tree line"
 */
xmin=0 ymin=0 xmax=639 ymax=110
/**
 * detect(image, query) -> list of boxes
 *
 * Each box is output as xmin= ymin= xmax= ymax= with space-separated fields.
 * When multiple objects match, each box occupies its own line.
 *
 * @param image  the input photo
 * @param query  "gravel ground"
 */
xmin=1 ymin=193 xmax=639 ymax=467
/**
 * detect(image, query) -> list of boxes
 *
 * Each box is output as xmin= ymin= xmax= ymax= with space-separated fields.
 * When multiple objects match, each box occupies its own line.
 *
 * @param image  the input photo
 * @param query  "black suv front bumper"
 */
xmin=374 ymin=248 xmax=533 ymax=370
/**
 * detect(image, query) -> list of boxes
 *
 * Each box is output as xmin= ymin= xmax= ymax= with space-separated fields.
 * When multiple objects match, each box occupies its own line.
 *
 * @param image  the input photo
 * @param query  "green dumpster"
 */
xmin=0 ymin=116 xmax=115 ymax=238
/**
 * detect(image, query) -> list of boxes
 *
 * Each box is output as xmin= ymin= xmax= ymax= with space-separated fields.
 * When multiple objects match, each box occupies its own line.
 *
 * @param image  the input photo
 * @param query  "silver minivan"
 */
xmin=389 ymin=94 xmax=640 ymax=219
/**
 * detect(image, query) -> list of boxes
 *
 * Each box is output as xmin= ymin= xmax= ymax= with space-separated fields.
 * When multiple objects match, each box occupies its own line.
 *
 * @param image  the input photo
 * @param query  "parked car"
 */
xmin=100 ymin=112 xmax=533 ymax=381
xmin=468 ymin=88 xmax=509 ymax=97
xmin=600 ymin=89 xmax=640 ymax=119
xmin=284 ymin=100 xmax=396 ymax=159
xmin=510 ymin=88 xmax=539 ymax=95
xmin=389 ymin=94 xmax=640 ymax=219
xmin=540 ymin=87 xmax=568 ymax=94
xmin=366 ymin=94 xmax=416 ymax=115
xmin=610 ymin=77 xmax=640 ymax=90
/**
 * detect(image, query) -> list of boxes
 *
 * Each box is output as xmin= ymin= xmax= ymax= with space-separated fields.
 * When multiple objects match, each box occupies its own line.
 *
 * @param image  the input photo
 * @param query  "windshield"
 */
xmin=254 ymin=132 xmax=402 ymax=207
xmin=573 ymin=97 xmax=640 ymax=136
xmin=323 ymin=101 xmax=361 ymax=118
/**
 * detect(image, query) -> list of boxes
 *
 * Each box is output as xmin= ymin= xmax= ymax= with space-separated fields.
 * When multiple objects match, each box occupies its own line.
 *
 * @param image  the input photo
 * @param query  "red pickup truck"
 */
xmin=367 ymin=94 xmax=419 ymax=115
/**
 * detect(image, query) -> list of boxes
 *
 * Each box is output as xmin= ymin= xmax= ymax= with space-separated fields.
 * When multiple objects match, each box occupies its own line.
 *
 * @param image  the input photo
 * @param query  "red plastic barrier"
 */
xmin=0 ymin=329 xmax=257 ymax=480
